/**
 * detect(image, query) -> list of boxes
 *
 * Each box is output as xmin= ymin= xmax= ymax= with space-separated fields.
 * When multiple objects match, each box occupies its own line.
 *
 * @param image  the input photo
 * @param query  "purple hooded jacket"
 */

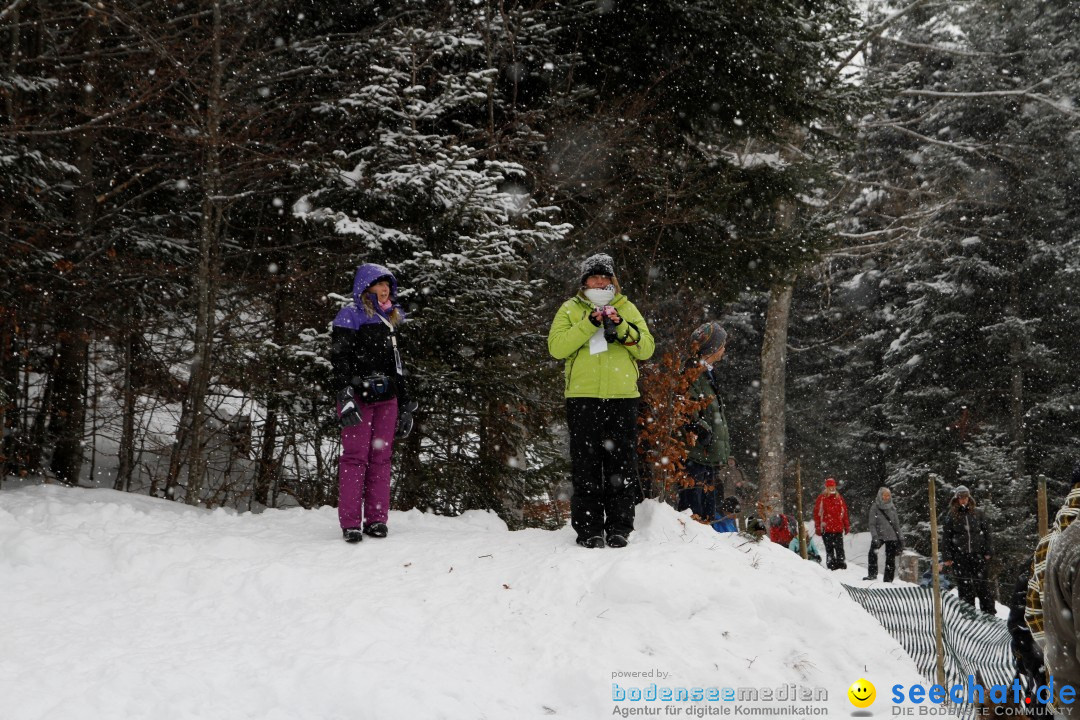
xmin=333 ymin=263 xmax=406 ymax=329
xmin=330 ymin=264 xmax=408 ymax=401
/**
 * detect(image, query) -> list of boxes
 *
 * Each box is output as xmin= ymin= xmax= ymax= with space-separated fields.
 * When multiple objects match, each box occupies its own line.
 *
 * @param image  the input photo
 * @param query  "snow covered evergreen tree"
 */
xmin=295 ymin=7 xmax=571 ymax=519
xmin=537 ymin=0 xmax=863 ymax=298
xmin=817 ymin=0 xmax=1080 ymax=580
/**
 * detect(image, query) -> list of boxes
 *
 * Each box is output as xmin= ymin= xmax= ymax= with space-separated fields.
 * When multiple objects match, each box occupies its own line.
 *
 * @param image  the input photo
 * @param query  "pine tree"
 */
xmin=538 ymin=0 xmax=863 ymax=297
xmin=827 ymin=0 xmax=1080 ymax=577
xmin=295 ymin=8 xmax=572 ymax=518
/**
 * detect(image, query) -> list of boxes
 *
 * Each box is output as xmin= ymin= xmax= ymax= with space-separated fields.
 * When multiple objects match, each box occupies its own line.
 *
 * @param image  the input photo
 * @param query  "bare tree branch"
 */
xmin=899 ymin=83 xmax=1080 ymax=119
xmin=880 ymin=35 xmax=1026 ymax=58
xmin=886 ymin=123 xmax=986 ymax=154
xmin=0 ymin=0 xmax=30 ymax=23
xmin=828 ymin=0 xmax=932 ymax=80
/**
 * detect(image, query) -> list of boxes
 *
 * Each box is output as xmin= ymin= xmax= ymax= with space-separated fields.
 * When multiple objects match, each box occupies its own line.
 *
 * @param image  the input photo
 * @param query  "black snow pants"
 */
xmin=867 ymin=539 xmax=901 ymax=582
xmin=952 ymin=553 xmax=995 ymax=613
xmin=823 ymin=532 xmax=847 ymax=570
xmin=567 ymin=397 xmax=639 ymax=540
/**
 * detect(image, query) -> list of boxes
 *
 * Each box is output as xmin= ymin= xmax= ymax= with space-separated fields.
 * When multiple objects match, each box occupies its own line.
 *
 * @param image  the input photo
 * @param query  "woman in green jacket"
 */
xmin=547 ymin=253 xmax=655 ymax=548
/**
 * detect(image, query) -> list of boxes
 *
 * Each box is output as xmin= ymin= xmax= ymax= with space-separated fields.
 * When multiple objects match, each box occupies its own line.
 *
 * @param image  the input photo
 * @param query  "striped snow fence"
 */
xmin=843 ymin=584 xmax=1014 ymax=717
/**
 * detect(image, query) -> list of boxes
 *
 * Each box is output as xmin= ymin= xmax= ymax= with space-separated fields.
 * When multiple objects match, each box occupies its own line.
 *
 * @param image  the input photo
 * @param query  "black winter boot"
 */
xmin=576 ymin=535 xmax=605 ymax=549
xmin=342 ymin=528 xmax=364 ymax=543
xmin=363 ymin=522 xmax=388 ymax=538
xmin=606 ymin=534 xmax=629 ymax=549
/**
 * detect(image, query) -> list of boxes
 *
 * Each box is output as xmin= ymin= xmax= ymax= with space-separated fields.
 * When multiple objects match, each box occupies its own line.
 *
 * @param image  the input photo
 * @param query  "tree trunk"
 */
xmin=480 ymin=397 xmax=523 ymax=524
xmin=1008 ymin=278 xmax=1026 ymax=480
xmin=115 ymin=330 xmax=137 ymax=492
xmin=758 ymin=279 xmax=795 ymax=516
xmin=0 ymin=7 xmax=17 ymax=482
xmin=0 ymin=308 xmax=15 ymax=481
xmin=49 ymin=10 xmax=102 ymax=485
xmin=27 ymin=360 xmax=50 ymax=474
xmin=161 ymin=404 xmax=189 ymax=499
xmin=254 ymin=408 xmax=278 ymax=507
xmin=86 ymin=340 xmax=97 ymax=483
xmin=184 ymin=0 xmax=224 ymax=505
xmin=48 ymin=314 xmax=88 ymax=485
xmin=253 ymin=270 xmax=285 ymax=506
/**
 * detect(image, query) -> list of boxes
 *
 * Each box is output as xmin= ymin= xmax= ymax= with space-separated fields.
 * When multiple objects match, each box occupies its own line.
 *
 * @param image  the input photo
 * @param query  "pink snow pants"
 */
xmin=338 ymin=397 xmax=398 ymax=529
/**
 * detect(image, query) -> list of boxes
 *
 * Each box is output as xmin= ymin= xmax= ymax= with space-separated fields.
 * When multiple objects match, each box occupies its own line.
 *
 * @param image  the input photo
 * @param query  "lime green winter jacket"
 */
xmin=547 ymin=294 xmax=655 ymax=398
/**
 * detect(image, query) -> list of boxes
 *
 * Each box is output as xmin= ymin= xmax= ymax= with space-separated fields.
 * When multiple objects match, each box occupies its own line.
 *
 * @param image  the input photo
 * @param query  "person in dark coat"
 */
xmin=330 ymin=263 xmax=416 ymax=543
xmin=941 ymin=485 xmax=995 ymax=613
xmin=677 ymin=321 xmax=730 ymax=524
xmin=864 ymin=487 xmax=902 ymax=582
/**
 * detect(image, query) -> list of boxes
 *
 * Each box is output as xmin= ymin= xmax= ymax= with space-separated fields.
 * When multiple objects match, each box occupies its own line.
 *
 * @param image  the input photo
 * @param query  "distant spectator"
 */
xmin=941 ymin=485 xmax=994 ymax=613
xmin=919 ymin=567 xmax=953 ymax=592
xmin=712 ymin=496 xmax=740 ymax=533
xmin=813 ymin=477 xmax=850 ymax=570
xmin=864 ymin=487 xmax=902 ymax=582
xmin=718 ymin=456 xmax=748 ymax=507
xmin=744 ymin=515 xmax=767 ymax=539
xmin=768 ymin=512 xmax=795 ymax=547
xmin=677 ymin=321 xmax=730 ymax=523
xmin=788 ymin=533 xmax=821 ymax=563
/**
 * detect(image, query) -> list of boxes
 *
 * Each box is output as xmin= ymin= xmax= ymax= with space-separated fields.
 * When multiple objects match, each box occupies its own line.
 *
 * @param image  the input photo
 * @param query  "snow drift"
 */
xmin=0 ymin=485 xmax=926 ymax=720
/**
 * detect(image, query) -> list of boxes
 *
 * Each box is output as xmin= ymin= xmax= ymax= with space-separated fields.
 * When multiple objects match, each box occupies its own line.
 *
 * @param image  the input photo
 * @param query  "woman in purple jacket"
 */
xmin=330 ymin=263 xmax=416 ymax=543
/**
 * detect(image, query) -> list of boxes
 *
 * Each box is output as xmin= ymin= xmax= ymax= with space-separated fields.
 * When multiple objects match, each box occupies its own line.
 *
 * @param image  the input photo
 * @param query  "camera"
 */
xmin=601 ymin=306 xmax=618 ymax=343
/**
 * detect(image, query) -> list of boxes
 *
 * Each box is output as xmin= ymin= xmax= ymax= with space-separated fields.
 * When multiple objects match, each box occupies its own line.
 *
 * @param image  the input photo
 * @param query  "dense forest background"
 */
xmin=2 ymin=0 xmax=1079 ymax=598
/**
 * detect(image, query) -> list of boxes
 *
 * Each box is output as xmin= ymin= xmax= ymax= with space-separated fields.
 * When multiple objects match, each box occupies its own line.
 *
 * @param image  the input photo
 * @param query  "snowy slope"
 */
xmin=1 ymin=485 xmax=927 ymax=720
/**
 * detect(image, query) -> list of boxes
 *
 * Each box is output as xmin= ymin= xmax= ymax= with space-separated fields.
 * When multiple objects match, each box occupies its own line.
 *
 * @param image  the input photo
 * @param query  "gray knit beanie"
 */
xmin=579 ymin=253 xmax=616 ymax=284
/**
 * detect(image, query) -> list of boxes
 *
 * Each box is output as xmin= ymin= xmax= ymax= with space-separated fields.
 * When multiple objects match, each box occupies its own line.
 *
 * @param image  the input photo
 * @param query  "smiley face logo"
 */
xmin=848 ymin=679 xmax=876 ymax=708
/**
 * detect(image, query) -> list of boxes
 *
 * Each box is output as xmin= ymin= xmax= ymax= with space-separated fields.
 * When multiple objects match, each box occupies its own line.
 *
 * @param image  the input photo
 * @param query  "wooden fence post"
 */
xmin=795 ymin=458 xmax=807 ymax=559
xmin=1038 ymin=475 xmax=1049 ymax=538
xmin=928 ymin=472 xmax=947 ymax=687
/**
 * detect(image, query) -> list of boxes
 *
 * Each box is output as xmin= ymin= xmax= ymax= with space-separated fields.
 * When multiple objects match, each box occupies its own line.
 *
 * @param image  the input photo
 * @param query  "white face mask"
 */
xmin=583 ymin=286 xmax=615 ymax=307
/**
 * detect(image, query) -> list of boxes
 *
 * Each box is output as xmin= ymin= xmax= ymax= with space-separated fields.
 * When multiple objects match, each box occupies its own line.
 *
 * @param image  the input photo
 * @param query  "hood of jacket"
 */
xmin=875 ymin=486 xmax=896 ymax=511
xmin=352 ymin=263 xmax=398 ymax=305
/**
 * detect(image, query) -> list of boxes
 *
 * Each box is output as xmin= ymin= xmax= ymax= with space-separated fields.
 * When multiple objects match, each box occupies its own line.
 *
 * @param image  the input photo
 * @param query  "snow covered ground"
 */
xmin=1 ymin=484 xmax=930 ymax=720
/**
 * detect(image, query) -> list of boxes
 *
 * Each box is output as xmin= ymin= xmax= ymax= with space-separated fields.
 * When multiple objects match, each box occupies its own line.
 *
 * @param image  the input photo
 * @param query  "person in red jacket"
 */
xmin=768 ymin=512 xmax=795 ymax=546
xmin=814 ymin=477 xmax=851 ymax=570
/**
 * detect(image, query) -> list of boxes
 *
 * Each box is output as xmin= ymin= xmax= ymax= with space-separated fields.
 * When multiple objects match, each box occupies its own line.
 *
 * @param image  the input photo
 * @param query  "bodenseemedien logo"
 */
xmin=611 ymin=682 xmax=831 ymax=716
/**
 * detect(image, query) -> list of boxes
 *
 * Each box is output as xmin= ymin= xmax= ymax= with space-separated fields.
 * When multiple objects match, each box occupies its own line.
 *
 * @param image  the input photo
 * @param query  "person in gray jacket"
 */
xmin=1042 ymin=516 xmax=1080 ymax=714
xmin=864 ymin=487 xmax=902 ymax=582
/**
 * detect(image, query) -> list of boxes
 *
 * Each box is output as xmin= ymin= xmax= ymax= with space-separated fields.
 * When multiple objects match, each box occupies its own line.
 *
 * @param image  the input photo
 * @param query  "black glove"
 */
xmin=337 ymin=386 xmax=362 ymax=427
xmin=396 ymin=400 xmax=418 ymax=440
xmin=682 ymin=419 xmax=712 ymax=448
